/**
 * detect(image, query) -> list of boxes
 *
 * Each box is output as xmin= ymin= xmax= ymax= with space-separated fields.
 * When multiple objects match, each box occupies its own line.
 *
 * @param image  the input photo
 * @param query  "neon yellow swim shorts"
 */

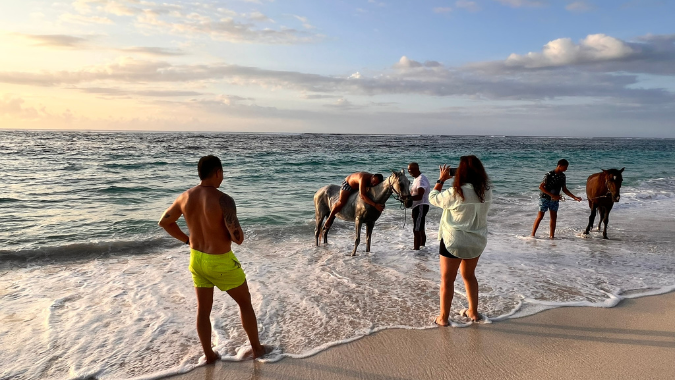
xmin=189 ymin=249 xmax=246 ymax=291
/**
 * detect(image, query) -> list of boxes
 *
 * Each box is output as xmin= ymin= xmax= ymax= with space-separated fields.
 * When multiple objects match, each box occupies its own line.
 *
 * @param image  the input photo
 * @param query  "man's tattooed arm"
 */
xmin=220 ymin=194 xmax=244 ymax=244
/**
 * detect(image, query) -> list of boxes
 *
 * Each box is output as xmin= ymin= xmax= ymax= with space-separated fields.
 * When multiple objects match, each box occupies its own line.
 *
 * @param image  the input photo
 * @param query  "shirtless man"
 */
xmin=158 ymin=155 xmax=269 ymax=363
xmin=323 ymin=171 xmax=385 ymax=231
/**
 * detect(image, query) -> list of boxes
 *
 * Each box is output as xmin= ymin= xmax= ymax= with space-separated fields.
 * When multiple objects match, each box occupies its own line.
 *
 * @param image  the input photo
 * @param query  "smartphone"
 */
xmin=449 ymin=167 xmax=457 ymax=176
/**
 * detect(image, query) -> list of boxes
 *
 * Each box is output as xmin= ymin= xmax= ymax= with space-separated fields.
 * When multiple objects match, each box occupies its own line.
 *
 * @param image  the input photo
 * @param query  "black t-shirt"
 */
xmin=540 ymin=170 xmax=566 ymax=200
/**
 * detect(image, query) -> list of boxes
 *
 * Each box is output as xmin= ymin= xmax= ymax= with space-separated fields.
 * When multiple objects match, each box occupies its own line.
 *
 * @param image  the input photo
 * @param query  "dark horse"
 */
xmin=583 ymin=168 xmax=624 ymax=239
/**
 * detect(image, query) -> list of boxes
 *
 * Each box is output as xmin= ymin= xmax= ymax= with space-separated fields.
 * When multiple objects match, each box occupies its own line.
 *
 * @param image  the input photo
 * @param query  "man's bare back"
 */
xmin=344 ymin=172 xmax=376 ymax=192
xmin=174 ymin=186 xmax=243 ymax=254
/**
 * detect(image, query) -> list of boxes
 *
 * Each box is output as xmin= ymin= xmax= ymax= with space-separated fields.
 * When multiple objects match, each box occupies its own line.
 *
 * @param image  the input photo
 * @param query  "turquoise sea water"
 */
xmin=1 ymin=131 xmax=674 ymax=379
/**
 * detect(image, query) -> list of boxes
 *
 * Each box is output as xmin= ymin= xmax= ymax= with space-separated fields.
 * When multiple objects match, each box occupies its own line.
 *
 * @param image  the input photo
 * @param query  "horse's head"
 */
xmin=389 ymin=169 xmax=413 ymax=208
xmin=602 ymin=168 xmax=624 ymax=202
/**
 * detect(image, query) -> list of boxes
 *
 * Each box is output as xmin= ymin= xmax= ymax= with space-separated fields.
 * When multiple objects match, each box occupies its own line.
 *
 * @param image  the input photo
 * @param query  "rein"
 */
xmin=388 ymin=176 xmax=409 ymax=228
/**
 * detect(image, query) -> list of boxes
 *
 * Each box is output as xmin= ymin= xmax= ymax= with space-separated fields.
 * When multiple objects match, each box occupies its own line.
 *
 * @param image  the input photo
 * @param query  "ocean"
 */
xmin=1 ymin=131 xmax=674 ymax=380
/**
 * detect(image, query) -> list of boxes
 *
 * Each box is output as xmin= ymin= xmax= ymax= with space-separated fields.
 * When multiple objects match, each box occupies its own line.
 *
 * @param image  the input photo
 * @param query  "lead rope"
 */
xmin=388 ymin=176 xmax=408 ymax=228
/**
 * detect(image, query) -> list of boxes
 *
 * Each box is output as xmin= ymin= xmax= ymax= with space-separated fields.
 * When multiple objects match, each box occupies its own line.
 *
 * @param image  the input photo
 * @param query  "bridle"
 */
xmin=388 ymin=175 xmax=409 ymax=207
xmin=388 ymin=175 xmax=411 ymax=227
xmin=589 ymin=174 xmax=620 ymax=201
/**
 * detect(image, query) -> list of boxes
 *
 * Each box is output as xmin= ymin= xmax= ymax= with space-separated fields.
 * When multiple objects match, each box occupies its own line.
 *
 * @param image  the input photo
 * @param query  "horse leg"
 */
xmin=315 ymin=212 xmax=324 ymax=246
xmin=602 ymin=210 xmax=610 ymax=239
xmin=352 ymin=219 xmax=362 ymax=256
xmin=365 ymin=222 xmax=374 ymax=253
xmin=597 ymin=207 xmax=605 ymax=231
xmin=584 ymin=204 xmax=597 ymax=235
xmin=602 ymin=204 xmax=614 ymax=239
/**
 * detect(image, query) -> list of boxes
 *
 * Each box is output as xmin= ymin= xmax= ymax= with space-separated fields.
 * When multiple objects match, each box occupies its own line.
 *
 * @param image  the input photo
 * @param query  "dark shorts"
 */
xmin=341 ymin=180 xmax=354 ymax=192
xmin=439 ymin=239 xmax=461 ymax=259
xmin=412 ymin=205 xmax=429 ymax=232
xmin=538 ymin=198 xmax=560 ymax=212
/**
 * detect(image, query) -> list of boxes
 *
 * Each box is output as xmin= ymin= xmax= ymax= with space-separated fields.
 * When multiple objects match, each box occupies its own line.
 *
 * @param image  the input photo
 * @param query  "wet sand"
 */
xmin=165 ymin=292 xmax=675 ymax=380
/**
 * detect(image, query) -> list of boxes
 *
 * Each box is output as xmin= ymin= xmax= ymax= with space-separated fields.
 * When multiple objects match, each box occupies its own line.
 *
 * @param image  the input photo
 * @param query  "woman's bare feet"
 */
xmin=242 ymin=344 xmax=274 ymax=360
xmin=434 ymin=316 xmax=450 ymax=327
xmin=204 ymin=350 xmax=220 ymax=364
xmin=460 ymin=308 xmax=483 ymax=322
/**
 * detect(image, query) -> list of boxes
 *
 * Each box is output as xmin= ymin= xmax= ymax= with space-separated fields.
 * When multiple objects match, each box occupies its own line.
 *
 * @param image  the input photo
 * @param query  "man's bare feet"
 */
xmin=204 ymin=350 xmax=220 ymax=364
xmin=433 ymin=316 xmax=449 ymax=327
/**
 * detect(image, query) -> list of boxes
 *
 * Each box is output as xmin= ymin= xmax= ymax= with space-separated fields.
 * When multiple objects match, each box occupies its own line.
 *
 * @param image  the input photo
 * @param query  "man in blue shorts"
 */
xmin=530 ymin=159 xmax=582 ymax=239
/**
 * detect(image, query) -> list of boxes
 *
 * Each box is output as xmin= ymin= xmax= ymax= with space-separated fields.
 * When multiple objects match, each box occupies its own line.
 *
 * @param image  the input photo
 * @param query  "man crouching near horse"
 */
xmin=323 ymin=172 xmax=385 ymax=232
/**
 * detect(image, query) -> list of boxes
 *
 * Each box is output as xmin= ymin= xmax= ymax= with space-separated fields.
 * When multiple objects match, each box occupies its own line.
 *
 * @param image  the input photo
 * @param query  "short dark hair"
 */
xmin=557 ymin=159 xmax=569 ymax=167
xmin=198 ymin=155 xmax=222 ymax=180
xmin=408 ymin=162 xmax=419 ymax=168
xmin=374 ymin=174 xmax=384 ymax=182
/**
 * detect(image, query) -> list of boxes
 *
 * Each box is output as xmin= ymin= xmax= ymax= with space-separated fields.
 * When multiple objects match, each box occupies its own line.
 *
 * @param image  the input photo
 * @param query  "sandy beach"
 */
xmin=166 ymin=291 xmax=675 ymax=380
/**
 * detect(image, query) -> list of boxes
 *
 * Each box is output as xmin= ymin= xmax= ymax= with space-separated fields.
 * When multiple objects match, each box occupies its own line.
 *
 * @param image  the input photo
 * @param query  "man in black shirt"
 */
xmin=530 ymin=159 xmax=582 ymax=239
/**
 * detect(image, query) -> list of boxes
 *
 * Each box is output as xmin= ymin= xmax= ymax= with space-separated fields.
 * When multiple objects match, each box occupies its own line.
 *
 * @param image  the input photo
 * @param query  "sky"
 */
xmin=1 ymin=0 xmax=674 ymax=137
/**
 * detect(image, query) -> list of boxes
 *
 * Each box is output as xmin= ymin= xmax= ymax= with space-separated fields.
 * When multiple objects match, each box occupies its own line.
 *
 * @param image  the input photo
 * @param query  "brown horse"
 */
xmin=583 ymin=168 xmax=624 ymax=239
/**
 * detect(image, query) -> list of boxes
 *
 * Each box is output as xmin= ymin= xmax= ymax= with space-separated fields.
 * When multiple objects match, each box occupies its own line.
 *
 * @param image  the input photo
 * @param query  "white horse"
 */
xmin=314 ymin=170 xmax=412 ymax=256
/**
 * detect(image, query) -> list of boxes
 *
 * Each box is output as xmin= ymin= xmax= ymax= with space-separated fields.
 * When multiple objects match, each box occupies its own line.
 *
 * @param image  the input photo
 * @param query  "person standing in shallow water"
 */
xmin=429 ymin=156 xmax=492 ymax=325
xmin=407 ymin=162 xmax=431 ymax=250
xmin=530 ymin=159 xmax=582 ymax=239
xmin=158 ymin=155 xmax=271 ymax=363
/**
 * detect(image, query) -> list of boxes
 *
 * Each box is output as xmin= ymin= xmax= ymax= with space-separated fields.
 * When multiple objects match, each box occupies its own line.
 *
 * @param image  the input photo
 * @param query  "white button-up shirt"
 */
xmin=429 ymin=184 xmax=492 ymax=259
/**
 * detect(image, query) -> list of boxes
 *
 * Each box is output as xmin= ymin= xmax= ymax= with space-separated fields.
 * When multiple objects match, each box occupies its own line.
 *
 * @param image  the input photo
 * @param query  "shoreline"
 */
xmin=163 ymin=291 xmax=675 ymax=380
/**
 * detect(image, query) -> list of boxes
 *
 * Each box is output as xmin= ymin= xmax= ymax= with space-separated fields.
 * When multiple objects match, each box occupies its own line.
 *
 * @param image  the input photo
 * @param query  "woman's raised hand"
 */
xmin=439 ymin=164 xmax=452 ymax=182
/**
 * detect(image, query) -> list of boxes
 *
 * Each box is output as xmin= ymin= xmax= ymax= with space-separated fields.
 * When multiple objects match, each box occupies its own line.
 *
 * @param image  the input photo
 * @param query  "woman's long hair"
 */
xmin=452 ymin=155 xmax=490 ymax=202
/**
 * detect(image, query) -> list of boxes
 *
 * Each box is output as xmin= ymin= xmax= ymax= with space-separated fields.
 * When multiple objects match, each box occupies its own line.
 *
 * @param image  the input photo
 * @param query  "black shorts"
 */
xmin=439 ymin=239 xmax=460 ymax=259
xmin=341 ymin=180 xmax=353 ymax=192
xmin=412 ymin=205 xmax=429 ymax=232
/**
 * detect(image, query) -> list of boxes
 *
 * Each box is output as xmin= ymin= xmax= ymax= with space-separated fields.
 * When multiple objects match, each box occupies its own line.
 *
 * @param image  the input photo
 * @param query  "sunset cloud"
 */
xmin=2 ymin=32 xmax=674 ymax=106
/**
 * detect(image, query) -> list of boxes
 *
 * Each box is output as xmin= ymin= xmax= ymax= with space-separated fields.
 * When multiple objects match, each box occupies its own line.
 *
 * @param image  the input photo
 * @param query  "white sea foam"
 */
xmin=1 ymin=180 xmax=675 ymax=380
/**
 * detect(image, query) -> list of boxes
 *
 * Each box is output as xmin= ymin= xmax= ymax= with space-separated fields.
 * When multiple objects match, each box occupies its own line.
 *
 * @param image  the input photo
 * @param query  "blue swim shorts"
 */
xmin=538 ymin=198 xmax=560 ymax=212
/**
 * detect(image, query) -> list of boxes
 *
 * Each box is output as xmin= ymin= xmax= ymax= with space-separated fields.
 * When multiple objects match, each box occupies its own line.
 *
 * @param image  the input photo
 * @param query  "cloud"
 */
xmin=494 ymin=0 xmax=547 ymax=7
xmin=504 ymin=34 xmax=635 ymax=68
xmin=292 ymin=15 xmax=314 ymax=29
xmin=301 ymin=94 xmax=340 ymax=99
xmin=566 ymin=1 xmax=593 ymax=12
xmin=62 ymin=0 xmax=321 ymax=44
xmin=433 ymin=7 xmax=453 ymax=13
xmin=393 ymin=56 xmax=423 ymax=68
xmin=60 ymin=12 xmax=114 ymax=24
xmin=136 ymin=10 xmax=322 ymax=44
xmin=117 ymin=47 xmax=186 ymax=56
xmin=17 ymin=34 xmax=90 ymax=48
xmin=393 ymin=56 xmax=443 ymax=69
xmin=1 ymin=34 xmax=674 ymax=107
xmin=248 ymin=11 xmax=273 ymax=22
xmin=78 ymin=87 xmax=203 ymax=97
xmin=455 ymin=1 xmax=482 ymax=12
xmin=324 ymin=98 xmax=362 ymax=110
xmin=0 ymin=96 xmax=42 ymax=119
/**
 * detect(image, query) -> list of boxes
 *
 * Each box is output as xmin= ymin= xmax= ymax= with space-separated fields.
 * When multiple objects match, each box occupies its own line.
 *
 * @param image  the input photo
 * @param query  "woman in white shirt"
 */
xmin=429 ymin=155 xmax=492 ymax=325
